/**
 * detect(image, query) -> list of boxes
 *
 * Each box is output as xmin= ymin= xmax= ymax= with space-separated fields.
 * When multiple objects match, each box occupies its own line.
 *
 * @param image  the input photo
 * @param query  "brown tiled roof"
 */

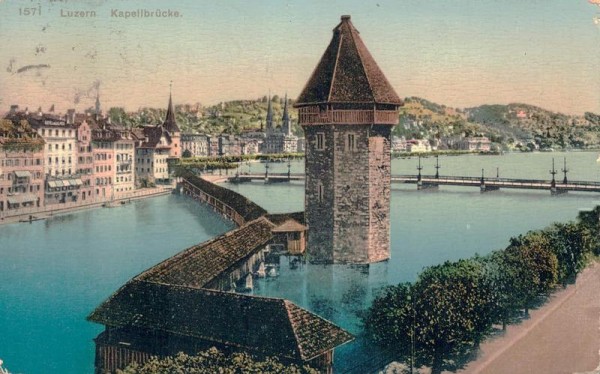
xmin=136 ymin=217 xmax=275 ymax=288
xmin=185 ymin=173 xmax=268 ymax=222
xmin=138 ymin=125 xmax=172 ymax=149
xmin=266 ymin=212 xmax=306 ymax=226
xmin=295 ymin=15 xmax=402 ymax=107
xmin=87 ymin=281 xmax=353 ymax=361
xmin=271 ymin=218 xmax=307 ymax=233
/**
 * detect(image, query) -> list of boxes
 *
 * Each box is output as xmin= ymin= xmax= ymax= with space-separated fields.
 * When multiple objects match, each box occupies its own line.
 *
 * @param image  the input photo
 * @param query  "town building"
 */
xmin=181 ymin=133 xmax=209 ymax=157
xmin=91 ymin=123 xmax=116 ymax=199
xmin=458 ymin=136 xmax=491 ymax=152
xmin=7 ymin=107 xmax=84 ymax=205
xmin=217 ymin=134 xmax=241 ymax=156
xmin=111 ymin=124 xmax=136 ymax=194
xmin=74 ymin=116 xmax=94 ymax=202
xmin=0 ymin=116 xmax=45 ymax=213
xmin=406 ymin=139 xmax=431 ymax=153
xmin=295 ymin=15 xmax=403 ymax=264
xmin=135 ymin=126 xmax=172 ymax=186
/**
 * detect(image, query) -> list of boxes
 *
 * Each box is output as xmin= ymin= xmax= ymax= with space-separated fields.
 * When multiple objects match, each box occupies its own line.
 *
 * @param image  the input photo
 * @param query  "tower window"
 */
xmin=316 ymin=133 xmax=325 ymax=150
xmin=347 ymin=133 xmax=356 ymax=152
xmin=317 ymin=182 xmax=324 ymax=203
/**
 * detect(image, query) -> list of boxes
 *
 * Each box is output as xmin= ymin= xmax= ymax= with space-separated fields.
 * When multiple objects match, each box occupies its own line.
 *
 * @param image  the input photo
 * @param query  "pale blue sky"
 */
xmin=0 ymin=0 xmax=598 ymax=114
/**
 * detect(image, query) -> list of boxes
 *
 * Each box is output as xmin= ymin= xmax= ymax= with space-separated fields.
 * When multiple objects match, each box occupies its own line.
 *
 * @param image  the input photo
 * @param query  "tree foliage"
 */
xmin=365 ymin=259 xmax=496 ymax=374
xmin=117 ymin=348 xmax=318 ymax=374
xmin=366 ymin=206 xmax=600 ymax=373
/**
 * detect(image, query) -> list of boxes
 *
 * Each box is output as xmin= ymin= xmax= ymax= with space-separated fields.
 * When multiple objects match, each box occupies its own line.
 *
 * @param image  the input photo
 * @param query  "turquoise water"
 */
xmin=1 ymin=152 xmax=600 ymax=373
xmin=0 ymin=196 xmax=234 ymax=374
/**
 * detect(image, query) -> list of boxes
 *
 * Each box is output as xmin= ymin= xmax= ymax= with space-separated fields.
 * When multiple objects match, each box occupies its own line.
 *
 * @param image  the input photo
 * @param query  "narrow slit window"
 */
xmin=317 ymin=182 xmax=324 ymax=203
xmin=316 ymin=133 xmax=325 ymax=150
xmin=347 ymin=133 xmax=356 ymax=151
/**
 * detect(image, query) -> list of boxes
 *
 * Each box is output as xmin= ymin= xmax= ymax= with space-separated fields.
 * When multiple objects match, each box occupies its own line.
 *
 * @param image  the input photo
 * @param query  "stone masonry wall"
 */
xmin=332 ymin=125 xmax=370 ymax=263
xmin=368 ymin=125 xmax=392 ymax=262
xmin=304 ymin=125 xmax=335 ymax=263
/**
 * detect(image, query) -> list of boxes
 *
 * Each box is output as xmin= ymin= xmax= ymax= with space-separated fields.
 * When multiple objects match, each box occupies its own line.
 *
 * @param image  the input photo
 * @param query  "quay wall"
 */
xmin=0 ymin=187 xmax=172 ymax=225
xmin=180 ymin=173 xmax=267 ymax=227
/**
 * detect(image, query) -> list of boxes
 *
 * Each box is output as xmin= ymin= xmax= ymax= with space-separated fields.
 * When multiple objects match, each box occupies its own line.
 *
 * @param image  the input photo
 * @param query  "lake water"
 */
xmin=1 ymin=151 xmax=599 ymax=373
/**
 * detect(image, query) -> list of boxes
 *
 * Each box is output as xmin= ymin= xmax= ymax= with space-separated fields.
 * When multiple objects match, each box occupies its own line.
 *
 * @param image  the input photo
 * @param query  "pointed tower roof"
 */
xmin=282 ymin=93 xmax=290 ymax=121
xmin=95 ymin=92 xmax=102 ymax=114
xmin=266 ymin=94 xmax=274 ymax=123
xmin=163 ymin=86 xmax=180 ymax=133
xmin=295 ymin=15 xmax=402 ymax=107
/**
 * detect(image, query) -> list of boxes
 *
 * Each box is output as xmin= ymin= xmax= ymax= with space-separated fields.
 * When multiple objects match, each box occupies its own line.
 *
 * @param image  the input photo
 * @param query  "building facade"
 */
xmin=181 ymin=133 xmax=209 ymax=157
xmin=75 ymin=119 xmax=94 ymax=202
xmin=92 ymin=126 xmax=116 ymax=199
xmin=0 ymin=117 xmax=45 ymax=214
xmin=295 ymin=15 xmax=402 ymax=264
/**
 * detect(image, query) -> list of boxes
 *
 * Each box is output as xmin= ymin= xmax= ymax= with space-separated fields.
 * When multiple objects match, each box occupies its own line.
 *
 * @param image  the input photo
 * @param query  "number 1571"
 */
xmin=19 ymin=6 xmax=42 ymax=16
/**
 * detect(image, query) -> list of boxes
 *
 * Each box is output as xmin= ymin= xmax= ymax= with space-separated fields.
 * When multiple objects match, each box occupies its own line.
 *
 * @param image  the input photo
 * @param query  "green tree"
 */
xmin=577 ymin=206 xmax=600 ymax=255
xmin=365 ymin=259 xmax=496 ymax=374
xmin=501 ymin=234 xmax=558 ymax=314
xmin=117 ymin=348 xmax=318 ymax=374
xmin=544 ymin=223 xmax=590 ymax=284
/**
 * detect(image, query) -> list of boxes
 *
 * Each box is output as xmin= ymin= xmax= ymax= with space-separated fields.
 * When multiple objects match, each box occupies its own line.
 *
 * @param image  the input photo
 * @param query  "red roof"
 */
xmin=295 ymin=15 xmax=402 ymax=107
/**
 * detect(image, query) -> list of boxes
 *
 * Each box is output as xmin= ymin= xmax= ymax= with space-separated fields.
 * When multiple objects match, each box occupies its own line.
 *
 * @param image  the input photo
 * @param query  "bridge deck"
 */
xmin=227 ymin=173 xmax=600 ymax=193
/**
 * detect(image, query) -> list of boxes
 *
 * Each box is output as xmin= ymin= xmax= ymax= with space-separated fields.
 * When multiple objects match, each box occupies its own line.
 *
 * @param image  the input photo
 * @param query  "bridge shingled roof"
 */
xmin=135 ymin=216 xmax=275 ymax=288
xmin=87 ymin=281 xmax=353 ymax=361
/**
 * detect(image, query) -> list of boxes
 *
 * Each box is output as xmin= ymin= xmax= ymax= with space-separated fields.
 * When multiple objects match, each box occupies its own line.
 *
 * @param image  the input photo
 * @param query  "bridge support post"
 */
xmin=418 ymin=182 xmax=439 ymax=191
xmin=480 ymin=185 xmax=500 ymax=193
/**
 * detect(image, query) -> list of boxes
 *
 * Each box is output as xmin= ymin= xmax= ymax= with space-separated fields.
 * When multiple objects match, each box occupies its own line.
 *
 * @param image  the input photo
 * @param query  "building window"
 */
xmin=316 ymin=133 xmax=325 ymax=150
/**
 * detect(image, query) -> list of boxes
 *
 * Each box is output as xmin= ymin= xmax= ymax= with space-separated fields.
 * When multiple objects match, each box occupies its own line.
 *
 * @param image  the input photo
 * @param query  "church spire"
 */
xmin=163 ymin=81 xmax=179 ymax=132
xmin=95 ymin=92 xmax=101 ymax=115
xmin=266 ymin=93 xmax=274 ymax=133
xmin=282 ymin=93 xmax=291 ymax=136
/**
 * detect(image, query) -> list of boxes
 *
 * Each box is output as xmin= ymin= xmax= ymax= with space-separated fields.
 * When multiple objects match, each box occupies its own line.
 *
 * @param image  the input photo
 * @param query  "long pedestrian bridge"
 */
xmin=227 ymin=172 xmax=600 ymax=194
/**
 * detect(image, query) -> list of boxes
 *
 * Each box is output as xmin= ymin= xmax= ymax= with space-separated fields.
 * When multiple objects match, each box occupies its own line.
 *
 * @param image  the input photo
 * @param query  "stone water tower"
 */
xmin=295 ymin=15 xmax=402 ymax=264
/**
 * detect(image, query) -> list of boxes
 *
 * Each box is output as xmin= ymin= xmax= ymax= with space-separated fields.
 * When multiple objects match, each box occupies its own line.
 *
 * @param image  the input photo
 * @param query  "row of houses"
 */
xmin=180 ymin=95 xmax=304 ymax=157
xmin=0 ymin=93 xmax=181 ymax=215
xmin=391 ymin=135 xmax=491 ymax=153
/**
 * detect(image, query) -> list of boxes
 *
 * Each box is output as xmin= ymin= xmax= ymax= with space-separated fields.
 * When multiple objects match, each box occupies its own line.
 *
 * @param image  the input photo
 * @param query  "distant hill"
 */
xmin=465 ymin=103 xmax=600 ymax=149
xmin=106 ymin=95 xmax=600 ymax=149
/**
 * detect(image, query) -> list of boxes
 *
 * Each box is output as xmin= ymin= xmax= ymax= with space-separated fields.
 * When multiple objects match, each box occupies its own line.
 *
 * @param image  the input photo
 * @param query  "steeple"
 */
xmin=163 ymin=82 xmax=180 ymax=133
xmin=95 ymin=92 xmax=101 ymax=115
xmin=266 ymin=94 xmax=274 ymax=133
xmin=282 ymin=93 xmax=291 ymax=136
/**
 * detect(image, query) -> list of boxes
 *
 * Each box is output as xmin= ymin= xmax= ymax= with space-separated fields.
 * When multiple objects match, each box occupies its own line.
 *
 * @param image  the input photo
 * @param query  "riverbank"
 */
xmin=459 ymin=260 xmax=600 ymax=374
xmin=0 ymin=186 xmax=173 ymax=226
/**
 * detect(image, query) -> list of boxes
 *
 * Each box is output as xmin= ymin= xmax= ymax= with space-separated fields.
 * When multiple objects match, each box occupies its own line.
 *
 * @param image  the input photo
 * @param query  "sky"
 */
xmin=0 ymin=0 xmax=599 ymax=115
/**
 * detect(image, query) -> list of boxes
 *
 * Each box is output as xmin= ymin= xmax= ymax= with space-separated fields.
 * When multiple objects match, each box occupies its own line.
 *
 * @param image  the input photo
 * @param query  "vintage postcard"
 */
xmin=1 ymin=1 xmax=599 ymax=373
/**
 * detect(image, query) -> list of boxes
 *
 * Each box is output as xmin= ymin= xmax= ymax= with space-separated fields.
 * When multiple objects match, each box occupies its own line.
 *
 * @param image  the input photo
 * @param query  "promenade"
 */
xmin=0 ymin=186 xmax=172 ymax=226
xmin=460 ymin=261 xmax=600 ymax=374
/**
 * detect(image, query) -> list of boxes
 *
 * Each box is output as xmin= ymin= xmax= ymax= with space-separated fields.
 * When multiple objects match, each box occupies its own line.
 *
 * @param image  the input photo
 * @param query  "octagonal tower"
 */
xmin=295 ymin=15 xmax=403 ymax=264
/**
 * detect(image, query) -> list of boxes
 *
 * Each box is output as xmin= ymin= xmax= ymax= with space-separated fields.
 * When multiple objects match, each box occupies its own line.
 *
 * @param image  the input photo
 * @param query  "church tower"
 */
xmin=295 ymin=15 xmax=402 ymax=264
xmin=163 ymin=86 xmax=181 ymax=158
xmin=95 ymin=92 xmax=102 ymax=115
xmin=282 ymin=93 xmax=292 ymax=136
xmin=265 ymin=95 xmax=274 ymax=134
